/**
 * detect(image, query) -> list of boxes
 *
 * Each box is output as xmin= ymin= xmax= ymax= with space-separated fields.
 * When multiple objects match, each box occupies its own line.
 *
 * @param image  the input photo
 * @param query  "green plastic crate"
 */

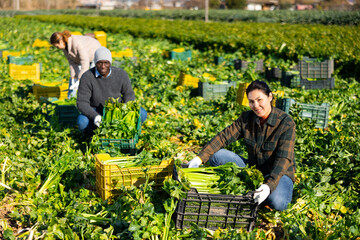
xmin=55 ymin=104 xmax=79 ymax=126
xmin=276 ymin=98 xmax=330 ymax=129
xmin=197 ymin=81 xmax=237 ymax=100
xmin=169 ymin=50 xmax=192 ymax=61
xmin=99 ymin=109 xmax=142 ymax=155
xmin=7 ymin=55 xmax=34 ymax=65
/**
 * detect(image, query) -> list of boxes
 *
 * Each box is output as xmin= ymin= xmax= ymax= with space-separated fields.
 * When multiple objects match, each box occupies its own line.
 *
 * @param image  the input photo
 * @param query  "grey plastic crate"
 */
xmin=234 ymin=59 xmax=264 ymax=72
xmin=197 ymin=81 xmax=237 ymax=100
xmin=299 ymin=57 xmax=334 ymax=79
xmin=276 ymin=98 xmax=330 ymax=129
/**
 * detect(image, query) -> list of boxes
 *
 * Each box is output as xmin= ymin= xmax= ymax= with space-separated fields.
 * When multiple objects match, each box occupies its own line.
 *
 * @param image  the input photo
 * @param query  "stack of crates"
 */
xmin=95 ymin=153 xmax=174 ymax=202
xmin=276 ymin=98 xmax=330 ymax=129
xmin=281 ymin=57 xmax=334 ymax=90
xmin=94 ymin=31 xmax=107 ymax=47
xmin=298 ymin=57 xmax=334 ymax=89
xmin=32 ymin=79 xmax=68 ymax=101
xmin=234 ymin=59 xmax=264 ymax=72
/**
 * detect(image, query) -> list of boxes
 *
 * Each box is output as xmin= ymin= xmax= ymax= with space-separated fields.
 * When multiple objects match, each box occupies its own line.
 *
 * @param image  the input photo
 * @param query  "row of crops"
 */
xmin=0 ymin=16 xmax=360 ymax=239
xmin=16 ymin=14 xmax=360 ymax=81
xmin=2 ymin=9 xmax=360 ymax=26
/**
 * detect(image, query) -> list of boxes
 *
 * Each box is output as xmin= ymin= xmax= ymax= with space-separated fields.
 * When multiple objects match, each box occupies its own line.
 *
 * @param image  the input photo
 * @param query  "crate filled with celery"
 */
xmin=174 ymin=163 xmax=262 ymax=231
xmin=95 ymin=151 xmax=174 ymax=202
xmin=92 ymin=99 xmax=141 ymax=155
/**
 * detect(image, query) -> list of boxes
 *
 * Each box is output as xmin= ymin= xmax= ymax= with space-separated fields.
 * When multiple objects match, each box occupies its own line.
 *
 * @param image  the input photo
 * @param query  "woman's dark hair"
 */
xmin=246 ymin=80 xmax=272 ymax=97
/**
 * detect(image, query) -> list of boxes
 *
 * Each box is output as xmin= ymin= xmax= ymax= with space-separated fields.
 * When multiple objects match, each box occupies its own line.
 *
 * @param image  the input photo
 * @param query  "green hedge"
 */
xmin=16 ymin=14 xmax=360 ymax=79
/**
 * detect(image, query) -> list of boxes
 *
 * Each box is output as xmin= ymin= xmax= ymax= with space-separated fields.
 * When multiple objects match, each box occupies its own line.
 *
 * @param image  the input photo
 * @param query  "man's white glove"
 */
xmin=253 ymin=184 xmax=270 ymax=205
xmin=94 ymin=115 xmax=102 ymax=128
xmin=188 ymin=156 xmax=202 ymax=168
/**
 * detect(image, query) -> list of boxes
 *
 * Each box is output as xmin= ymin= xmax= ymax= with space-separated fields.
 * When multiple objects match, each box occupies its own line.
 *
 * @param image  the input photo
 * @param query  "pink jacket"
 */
xmin=63 ymin=35 xmax=101 ymax=79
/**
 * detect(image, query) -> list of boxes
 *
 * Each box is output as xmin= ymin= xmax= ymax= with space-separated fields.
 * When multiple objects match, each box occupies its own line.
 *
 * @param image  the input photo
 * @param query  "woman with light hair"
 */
xmin=50 ymin=30 xmax=101 ymax=99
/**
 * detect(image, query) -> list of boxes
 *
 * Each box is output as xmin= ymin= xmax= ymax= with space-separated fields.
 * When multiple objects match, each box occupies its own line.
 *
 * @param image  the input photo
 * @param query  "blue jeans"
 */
xmin=77 ymin=107 xmax=148 ymax=133
xmin=208 ymin=149 xmax=293 ymax=211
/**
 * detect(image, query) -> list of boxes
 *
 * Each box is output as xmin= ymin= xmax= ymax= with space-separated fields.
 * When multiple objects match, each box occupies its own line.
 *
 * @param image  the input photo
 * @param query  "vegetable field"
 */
xmin=0 ymin=15 xmax=360 ymax=239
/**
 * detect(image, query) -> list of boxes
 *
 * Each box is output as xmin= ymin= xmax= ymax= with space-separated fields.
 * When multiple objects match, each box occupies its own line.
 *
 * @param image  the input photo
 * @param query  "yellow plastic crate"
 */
xmin=70 ymin=31 xmax=82 ymax=35
xmin=111 ymin=49 xmax=134 ymax=58
xmin=162 ymin=48 xmax=185 ymax=58
xmin=172 ymin=48 xmax=185 ymax=53
xmin=94 ymin=31 xmax=107 ymax=47
xmin=95 ymin=153 xmax=174 ymax=202
xmin=272 ymin=90 xmax=285 ymax=105
xmin=32 ymin=39 xmax=51 ymax=49
xmin=177 ymin=72 xmax=199 ymax=88
xmin=9 ymin=63 xmax=40 ymax=81
xmin=236 ymin=83 xmax=250 ymax=106
xmin=32 ymin=79 xmax=68 ymax=100
xmin=2 ymin=50 xmax=26 ymax=59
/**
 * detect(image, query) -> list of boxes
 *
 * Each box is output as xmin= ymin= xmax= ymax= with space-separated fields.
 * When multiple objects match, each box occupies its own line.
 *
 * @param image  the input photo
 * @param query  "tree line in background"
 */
xmin=0 ymin=0 xmax=77 ymax=10
xmin=0 ymin=0 xmax=359 ymax=10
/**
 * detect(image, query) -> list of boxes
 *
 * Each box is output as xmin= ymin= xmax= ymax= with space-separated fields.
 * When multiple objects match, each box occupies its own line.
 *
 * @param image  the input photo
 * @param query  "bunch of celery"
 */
xmin=178 ymin=162 xmax=264 ymax=195
xmin=101 ymin=151 xmax=162 ymax=169
xmin=97 ymin=98 xmax=140 ymax=139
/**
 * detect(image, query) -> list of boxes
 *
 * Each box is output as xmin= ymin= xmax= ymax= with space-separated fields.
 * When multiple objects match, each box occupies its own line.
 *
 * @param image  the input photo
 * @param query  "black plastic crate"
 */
xmin=281 ymin=71 xmax=301 ymax=88
xmin=197 ymin=81 xmax=237 ymax=100
xmin=276 ymin=98 xmax=330 ymax=129
xmin=234 ymin=59 xmax=264 ymax=72
xmin=175 ymin=188 xmax=259 ymax=231
xmin=265 ymin=67 xmax=282 ymax=80
xmin=299 ymin=57 xmax=334 ymax=79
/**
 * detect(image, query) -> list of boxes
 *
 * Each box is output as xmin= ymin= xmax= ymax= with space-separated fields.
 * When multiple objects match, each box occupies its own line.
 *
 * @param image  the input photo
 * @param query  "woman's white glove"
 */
xmin=68 ymin=78 xmax=79 ymax=99
xmin=253 ymin=184 xmax=270 ymax=205
xmin=94 ymin=115 xmax=102 ymax=127
xmin=188 ymin=156 xmax=202 ymax=168
xmin=69 ymin=78 xmax=79 ymax=90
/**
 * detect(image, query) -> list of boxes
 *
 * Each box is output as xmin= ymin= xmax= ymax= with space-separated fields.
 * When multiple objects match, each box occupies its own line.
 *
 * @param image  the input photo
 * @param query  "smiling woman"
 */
xmin=188 ymin=80 xmax=296 ymax=211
